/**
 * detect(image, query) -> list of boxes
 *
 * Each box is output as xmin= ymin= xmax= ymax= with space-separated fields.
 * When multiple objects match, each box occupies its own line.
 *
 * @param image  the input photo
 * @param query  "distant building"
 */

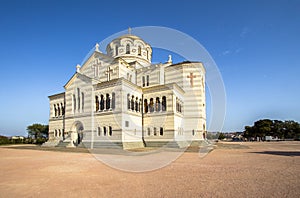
xmin=11 ymin=136 xmax=25 ymax=140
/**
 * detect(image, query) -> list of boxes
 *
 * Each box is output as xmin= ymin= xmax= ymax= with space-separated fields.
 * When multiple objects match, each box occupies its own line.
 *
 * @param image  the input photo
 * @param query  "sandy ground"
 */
xmin=0 ymin=141 xmax=299 ymax=198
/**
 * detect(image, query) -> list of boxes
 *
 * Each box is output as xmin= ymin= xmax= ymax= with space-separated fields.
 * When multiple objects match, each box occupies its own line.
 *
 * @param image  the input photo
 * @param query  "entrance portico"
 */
xmin=67 ymin=121 xmax=84 ymax=147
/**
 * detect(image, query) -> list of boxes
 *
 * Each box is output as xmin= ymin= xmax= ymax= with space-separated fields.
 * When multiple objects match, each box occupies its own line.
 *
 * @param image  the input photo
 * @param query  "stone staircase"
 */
xmin=42 ymin=140 xmax=60 ymax=147
xmin=144 ymin=141 xmax=181 ymax=148
xmin=55 ymin=141 xmax=70 ymax=147
xmin=185 ymin=140 xmax=214 ymax=153
xmin=80 ymin=141 xmax=123 ymax=149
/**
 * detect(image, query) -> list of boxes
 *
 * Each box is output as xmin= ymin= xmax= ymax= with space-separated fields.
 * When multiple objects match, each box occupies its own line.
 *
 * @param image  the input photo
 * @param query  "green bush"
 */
xmin=35 ymin=138 xmax=47 ymax=145
xmin=0 ymin=136 xmax=10 ymax=145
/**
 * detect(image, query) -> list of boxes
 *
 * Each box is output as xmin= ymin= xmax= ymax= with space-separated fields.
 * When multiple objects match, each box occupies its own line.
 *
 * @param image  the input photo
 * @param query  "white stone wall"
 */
xmin=165 ymin=62 xmax=206 ymax=140
xmin=48 ymin=93 xmax=65 ymax=140
xmin=165 ymin=65 xmax=184 ymax=88
xmin=121 ymin=81 xmax=143 ymax=143
xmin=136 ymin=64 xmax=162 ymax=88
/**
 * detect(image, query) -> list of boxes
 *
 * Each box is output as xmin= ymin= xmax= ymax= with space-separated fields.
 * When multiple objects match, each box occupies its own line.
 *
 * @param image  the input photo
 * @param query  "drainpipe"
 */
xmin=142 ymin=94 xmax=146 ymax=146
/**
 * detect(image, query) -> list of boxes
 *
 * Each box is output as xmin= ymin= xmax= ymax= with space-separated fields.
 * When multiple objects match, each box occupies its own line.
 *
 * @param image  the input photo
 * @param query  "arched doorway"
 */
xmin=70 ymin=121 xmax=84 ymax=146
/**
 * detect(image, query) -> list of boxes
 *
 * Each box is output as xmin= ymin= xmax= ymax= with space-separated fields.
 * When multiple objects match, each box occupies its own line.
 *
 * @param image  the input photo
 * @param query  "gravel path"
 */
xmin=0 ymin=141 xmax=299 ymax=197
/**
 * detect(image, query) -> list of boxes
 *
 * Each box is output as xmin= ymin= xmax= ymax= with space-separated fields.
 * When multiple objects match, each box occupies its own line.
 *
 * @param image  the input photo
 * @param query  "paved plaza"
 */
xmin=0 ymin=141 xmax=299 ymax=197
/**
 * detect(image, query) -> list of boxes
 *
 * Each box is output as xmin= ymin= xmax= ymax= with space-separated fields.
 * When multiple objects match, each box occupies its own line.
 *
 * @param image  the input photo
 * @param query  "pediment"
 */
xmin=64 ymin=51 xmax=116 ymax=89
xmin=80 ymin=51 xmax=115 ymax=73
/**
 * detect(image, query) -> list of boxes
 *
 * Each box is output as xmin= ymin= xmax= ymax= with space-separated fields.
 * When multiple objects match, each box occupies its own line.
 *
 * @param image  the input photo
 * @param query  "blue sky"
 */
xmin=0 ymin=0 xmax=299 ymax=136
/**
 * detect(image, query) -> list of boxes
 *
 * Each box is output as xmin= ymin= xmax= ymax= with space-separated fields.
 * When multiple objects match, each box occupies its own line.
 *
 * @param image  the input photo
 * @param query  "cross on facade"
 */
xmin=105 ymin=66 xmax=113 ymax=81
xmin=187 ymin=72 xmax=196 ymax=87
xmin=92 ymin=59 xmax=101 ymax=77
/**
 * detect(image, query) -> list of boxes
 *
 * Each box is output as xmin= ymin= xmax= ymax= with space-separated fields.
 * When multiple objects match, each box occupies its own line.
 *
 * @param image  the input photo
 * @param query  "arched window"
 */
xmin=95 ymin=96 xmax=99 ymax=111
xmin=162 ymin=96 xmax=167 ymax=111
xmin=146 ymin=75 xmax=149 ymax=86
xmin=61 ymin=103 xmax=65 ymax=116
xmin=103 ymin=127 xmax=107 ymax=136
xmin=57 ymin=104 xmax=61 ymax=116
xmin=135 ymin=97 xmax=138 ymax=112
xmin=154 ymin=127 xmax=157 ymax=136
xmin=142 ymin=76 xmax=145 ymax=87
xmin=146 ymin=49 xmax=149 ymax=60
xmin=147 ymin=128 xmax=151 ymax=136
xmin=97 ymin=127 xmax=101 ymax=136
xmin=131 ymin=96 xmax=134 ymax=111
xmin=155 ymin=97 xmax=160 ymax=112
xmin=54 ymin=104 xmax=57 ymax=117
xmin=81 ymin=93 xmax=84 ymax=112
xmin=192 ymin=129 xmax=195 ymax=136
xmin=115 ymin=45 xmax=118 ymax=56
xmin=73 ymin=94 xmax=76 ymax=112
xmin=100 ymin=95 xmax=104 ymax=110
xmin=149 ymin=98 xmax=154 ymax=112
xmin=126 ymin=44 xmax=130 ymax=54
xmin=160 ymin=127 xmax=164 ymax=136
xmin=144 ymin=99 xmax=148 ymax=113
xmin=138 ymin=46 xmax=141 ymax=56
xmin=112 ymin=92 xmax=116 ymax=109
xmin=54 ymin=129 xmax=57 ymax=137
xmin=127 ymin=94 xmax=131 ymax=110
xmin=77 ymin=88 xmax=80 ymax=110
xmin=106 ymin=93 xmax=110 ymax=109
xmin=109 ymin=126 xmax=112 ymax=136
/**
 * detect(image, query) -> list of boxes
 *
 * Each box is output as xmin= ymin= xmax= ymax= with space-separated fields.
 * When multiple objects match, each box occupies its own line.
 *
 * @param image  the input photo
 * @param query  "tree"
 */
xmin=282 ymin=120 xmax=300 ymax=139
xmin=27 ymin=124 xmax=48 ymax=139
xmin=0 ymin=135 xmax=10 ymax=145
xmin=244 ymin=119 xmax=300 ymax=139
xmin=218 ymin=132 xmax=225 ymax=140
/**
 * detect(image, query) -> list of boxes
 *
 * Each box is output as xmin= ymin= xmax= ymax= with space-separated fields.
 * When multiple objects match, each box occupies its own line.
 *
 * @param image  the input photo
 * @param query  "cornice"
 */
xmin=48 ymin=92 xmax=65 ymax=99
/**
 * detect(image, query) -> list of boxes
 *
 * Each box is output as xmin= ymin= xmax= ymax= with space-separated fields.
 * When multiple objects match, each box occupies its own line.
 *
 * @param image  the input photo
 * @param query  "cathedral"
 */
xmin=44 ymin=33 xmax=206 ymax=149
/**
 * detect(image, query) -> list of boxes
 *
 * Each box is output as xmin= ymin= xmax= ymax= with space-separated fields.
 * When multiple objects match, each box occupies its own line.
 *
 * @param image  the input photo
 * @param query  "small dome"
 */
xmin=106 ymin=34 xmax=152 ymax=66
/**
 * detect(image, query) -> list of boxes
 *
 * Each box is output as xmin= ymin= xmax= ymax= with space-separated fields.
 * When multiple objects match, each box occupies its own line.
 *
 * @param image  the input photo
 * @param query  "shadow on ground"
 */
xmin=1 ymin=145 xmax=89 ymax=153
xmin=1 ymin=145 xmax=209 ymax=154
xmin=216 ymin=143 xmax=250 ymax=149
xmin=250 ymin=151 xmax=300 ymax=157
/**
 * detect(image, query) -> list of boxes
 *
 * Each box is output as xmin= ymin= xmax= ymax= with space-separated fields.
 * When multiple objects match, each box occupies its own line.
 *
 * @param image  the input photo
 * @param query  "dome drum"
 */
xmin=106 ymin=35 xmax=152 ymax=65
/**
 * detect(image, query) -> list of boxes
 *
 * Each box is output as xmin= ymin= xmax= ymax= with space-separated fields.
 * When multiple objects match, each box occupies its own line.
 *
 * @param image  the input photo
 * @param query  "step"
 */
xmin=80 ymin=141 xmax=123 ymax=149
xmin=42 ymin=140 xmax=60 ymax=147
xmin=145 ymin=141 xmax=180 ymax=148
xmin=55 ymin=141 xmax=70 ymax=147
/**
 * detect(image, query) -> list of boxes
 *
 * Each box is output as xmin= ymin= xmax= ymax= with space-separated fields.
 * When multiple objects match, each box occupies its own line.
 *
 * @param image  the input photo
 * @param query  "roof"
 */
xmin=168 ymin=61 xmax=202 ymax=67
xmin=111 ymin=34 xmax=144 ymax=41
xmin=48 ymin=92 xmax=65 ymax=99
xmin=165 ymin=61 xmax=206 ymax=73
xmin=142 ymin=83 xmax=185 ymax=95
xmin=107 ymin=34 xmax=151 ymax=50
